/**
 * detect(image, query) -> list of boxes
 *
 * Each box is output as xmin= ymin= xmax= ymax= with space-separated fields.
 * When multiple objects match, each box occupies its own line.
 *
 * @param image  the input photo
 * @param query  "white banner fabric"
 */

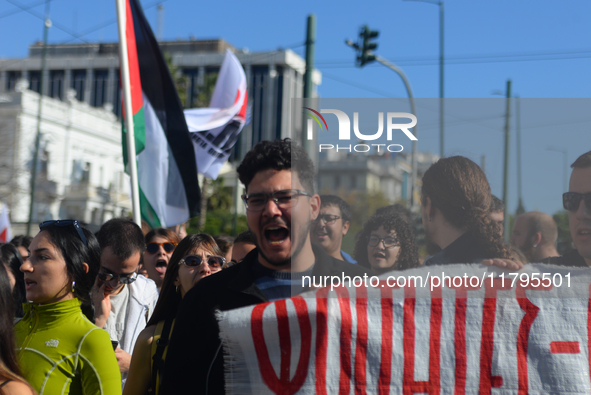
xmin=218 ymin=263 xmax=591 ymax=395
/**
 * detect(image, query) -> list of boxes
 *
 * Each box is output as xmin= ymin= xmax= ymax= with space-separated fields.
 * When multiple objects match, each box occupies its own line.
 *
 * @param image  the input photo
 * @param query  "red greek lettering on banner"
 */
xmin=251 ymin=297 xmax=312 ymax=395
xmin=354 ymin=285 xmax=368 ymax=395
xmin=478 ymin=278 xmax=512 ymax=394
xmin=314 ymin=286 xmax=353 ymax=395
xmin=589 ymin=285 xmax=591 ymax=383
xmin=515 ymin=282 xmax=552 ymax=395
xmin=450 ymin=279 xmax=483 ymax=395
xmin=402 ymin=284 xmax=442 ymax=394
xmin=378 ymin=281 xmax=401 ymax=395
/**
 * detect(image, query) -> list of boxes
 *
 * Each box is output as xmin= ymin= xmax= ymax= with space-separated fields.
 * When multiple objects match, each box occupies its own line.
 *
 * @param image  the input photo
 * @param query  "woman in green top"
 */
xmin=15 ymin=220 xmax=122 ymax=395
xmin=124 ymin=234 xmax=225 ymax=395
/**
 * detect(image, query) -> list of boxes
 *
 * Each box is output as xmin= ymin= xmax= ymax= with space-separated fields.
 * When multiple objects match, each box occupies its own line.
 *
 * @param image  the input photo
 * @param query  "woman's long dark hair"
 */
xmin=354 ymin=212 xmax=420 ymax=272
xmin=39 ymin=224 xmax=101 ymax=321
xmin=147 ymin=234 xmax=222 ymax=327
xmin=421 ymin=156 xmax=511 ymax=259
xmin=1 ymin=244 xmax=25 ymax=318
xmin=0 ymin=262 xmax=25 ymax=388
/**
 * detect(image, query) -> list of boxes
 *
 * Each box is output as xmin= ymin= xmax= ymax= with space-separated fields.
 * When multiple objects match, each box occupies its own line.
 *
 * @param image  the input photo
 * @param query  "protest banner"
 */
xmin=218 ymin=263 xmax=591 ymax=394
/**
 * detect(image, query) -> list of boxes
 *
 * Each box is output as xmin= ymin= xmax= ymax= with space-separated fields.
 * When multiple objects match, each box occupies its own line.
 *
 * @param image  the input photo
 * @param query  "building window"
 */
xmin=71 ymin=69 xmax=86 ymax=101
xmin=28 ymin=71 xmax=41 ymax=93
xmin=335 ymin=175 xmax=340 ymax=189
xmin=183 ymin=68 xmax=199 ymax=108
xmin=112 ymin=70 xmax=121 ymax=117
xmin=6 ymin=71 xmax=21 ymax=91
xmin=274 ymin=66 xmax=283 ymax=140
xmin=351 ymin=175 xmax=356 ymax=189
xmin=49 ymin=70 xmax=64 ymax=100
xmin=250 ymin=66 xmax=269 ymax=145
xmin=92 ymin=69 xmax=109 ymax=107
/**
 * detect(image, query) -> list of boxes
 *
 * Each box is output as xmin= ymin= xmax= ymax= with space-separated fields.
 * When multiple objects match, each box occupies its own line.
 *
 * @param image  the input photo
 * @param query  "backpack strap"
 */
xmin=151 ymin=318 xmax=174 ymax=394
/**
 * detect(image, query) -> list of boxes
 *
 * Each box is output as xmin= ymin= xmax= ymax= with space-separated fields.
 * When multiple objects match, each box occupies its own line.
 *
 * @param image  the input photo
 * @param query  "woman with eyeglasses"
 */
xmin=124 ymin=234 xmax=225 ymax=395
xmin=142 ymin=228 xmax=180 ymax=290
xmin=354 ymin=212 xmax=420 ymax=274
xmin=14 ymin=220 xmax=121 ymax=395
xmin=0 ymin=263 xmax=35 ymax=395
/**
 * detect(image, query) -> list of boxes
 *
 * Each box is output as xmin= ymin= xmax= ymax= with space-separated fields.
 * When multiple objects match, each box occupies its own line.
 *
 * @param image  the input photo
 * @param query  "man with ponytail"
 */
xmin=421 ymin=156 xmax=512 ymax=265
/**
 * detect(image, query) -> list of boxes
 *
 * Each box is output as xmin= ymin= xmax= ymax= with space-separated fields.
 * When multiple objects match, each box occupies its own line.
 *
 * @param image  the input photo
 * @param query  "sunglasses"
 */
xmin=563 ymin=192 xmax=591 ymax=211
xmin=39 ymin=220 xmax=87 ymax=247
xmin=180 ymin=255 xmax=226 ymax=270
xmin=97 ymin=271 xmax=138 ymax=285
xmin=146 ymin=241 xmax=177 ymax=254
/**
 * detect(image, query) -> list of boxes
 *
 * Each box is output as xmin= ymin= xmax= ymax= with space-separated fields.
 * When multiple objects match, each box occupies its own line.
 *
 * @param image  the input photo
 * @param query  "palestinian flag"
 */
xmin=119 ymin=0 xmax=200 ymax=228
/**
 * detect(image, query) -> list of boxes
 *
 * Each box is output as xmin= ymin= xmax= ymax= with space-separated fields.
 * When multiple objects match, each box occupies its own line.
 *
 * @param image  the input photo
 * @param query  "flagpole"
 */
xmin=116 ymin=0 xmax=142 ymax=227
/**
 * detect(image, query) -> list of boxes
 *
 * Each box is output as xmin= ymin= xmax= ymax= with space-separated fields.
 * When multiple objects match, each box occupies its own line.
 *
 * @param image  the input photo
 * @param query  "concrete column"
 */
xmin=64 ymin=69 xmax=72 ymax=96
xmin=281 ymin=68 xmax=295 ymax=139
xmin=84 ymin=68 xmax=94 ymax=105
xmin=41 ymin=69 xmax=50 ymax=97
xmin=106 ymin=67 xmax=116 ymax=108
xmin=197 ymin=66 xmax=205 ymax=87
xmin=263 ymin=64 xmax=276 ymax=141
xmin=0 ymin=71 xmax=6 ymax=93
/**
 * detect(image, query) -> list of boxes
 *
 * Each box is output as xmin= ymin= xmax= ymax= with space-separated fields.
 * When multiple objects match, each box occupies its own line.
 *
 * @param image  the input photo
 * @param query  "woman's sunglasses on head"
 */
xmin=146 ymin=241 xmax=177 ymax=254
xmin=39 ymin=220 xmax=87 ymax=247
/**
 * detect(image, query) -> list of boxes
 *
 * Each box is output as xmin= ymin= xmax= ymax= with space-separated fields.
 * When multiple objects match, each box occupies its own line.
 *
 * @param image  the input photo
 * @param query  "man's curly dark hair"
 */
xmin=236 ymin=138 xmax=315 ymax=193
xmin=353 ymin=212 xmax=420 ymax=272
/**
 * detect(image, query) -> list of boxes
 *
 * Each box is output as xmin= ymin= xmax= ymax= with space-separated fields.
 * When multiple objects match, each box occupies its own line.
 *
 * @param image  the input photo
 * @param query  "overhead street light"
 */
xmin=346 ymin=33 xmax=419 ymax=208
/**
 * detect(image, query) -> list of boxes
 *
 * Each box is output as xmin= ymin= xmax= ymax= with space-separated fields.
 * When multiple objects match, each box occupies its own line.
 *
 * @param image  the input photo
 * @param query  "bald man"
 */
xmin=510 ymin=211 xmax=559 ymax=263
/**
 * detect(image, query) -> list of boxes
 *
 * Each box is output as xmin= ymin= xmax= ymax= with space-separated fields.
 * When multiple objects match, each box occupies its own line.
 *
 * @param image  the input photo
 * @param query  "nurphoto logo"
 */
xmin=304 ymin=107 xmax=417 ymax=153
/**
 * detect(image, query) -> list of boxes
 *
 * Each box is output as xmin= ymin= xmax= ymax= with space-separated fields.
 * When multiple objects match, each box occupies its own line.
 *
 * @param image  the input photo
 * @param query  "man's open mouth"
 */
xmin=265 ymin=226 xmax=289 ymax=245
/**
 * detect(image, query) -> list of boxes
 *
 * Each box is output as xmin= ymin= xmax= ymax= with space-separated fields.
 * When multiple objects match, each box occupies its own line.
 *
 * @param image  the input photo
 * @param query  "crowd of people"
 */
xmin=0 ymin=138 xmax=589 ymax=394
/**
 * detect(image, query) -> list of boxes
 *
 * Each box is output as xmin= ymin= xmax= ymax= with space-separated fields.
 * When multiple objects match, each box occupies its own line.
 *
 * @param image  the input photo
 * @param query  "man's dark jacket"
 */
xmin=160 ymin=244 xmax=368 ymax=394
xmin=542 ymin=249 xmax=588 ymax=267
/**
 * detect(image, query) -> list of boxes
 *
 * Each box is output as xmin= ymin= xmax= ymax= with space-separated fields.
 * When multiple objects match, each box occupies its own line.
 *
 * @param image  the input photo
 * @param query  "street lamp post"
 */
xmin=374 ymin=55 xmax=418 ymax=209
xmin=345 ymin=38 xmax=419 ymax=208
xmin=405 ymin=0 xmax=444 ymax=158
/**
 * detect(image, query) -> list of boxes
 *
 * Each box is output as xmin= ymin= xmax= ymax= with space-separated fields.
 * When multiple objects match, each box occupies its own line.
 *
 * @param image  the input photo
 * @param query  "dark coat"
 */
xmin=424 ymin=232 xmax=490 ymax=266
xmin=159 ymin=244 xmax=368 ymax=394
xmin=542 ymin=249 xmax=588 ymax=267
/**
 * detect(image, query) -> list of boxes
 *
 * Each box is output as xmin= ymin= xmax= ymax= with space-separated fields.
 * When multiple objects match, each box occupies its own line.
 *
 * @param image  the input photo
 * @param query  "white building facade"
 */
xmin=0 ymin=87 xmax=130 ymax=233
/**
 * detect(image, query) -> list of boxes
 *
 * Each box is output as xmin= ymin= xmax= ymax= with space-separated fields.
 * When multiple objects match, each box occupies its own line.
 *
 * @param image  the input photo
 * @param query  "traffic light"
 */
xmin=357 ymin=25 xmax=379 ymax=67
